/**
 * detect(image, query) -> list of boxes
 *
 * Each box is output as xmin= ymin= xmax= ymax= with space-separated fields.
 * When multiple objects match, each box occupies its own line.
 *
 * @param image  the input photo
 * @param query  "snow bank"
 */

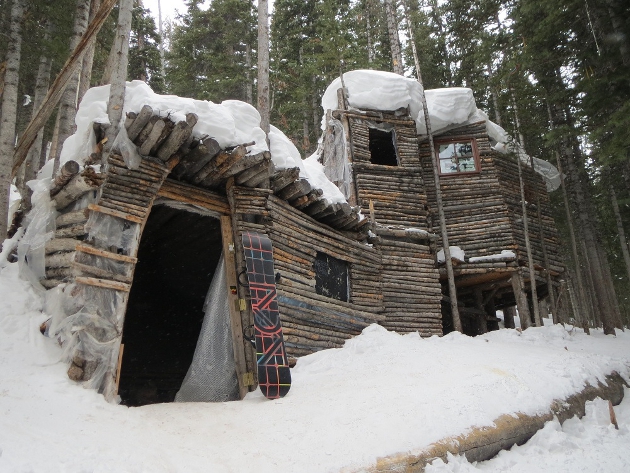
xmin=426 ymin=390 xmax=630 ymax=472
xmin=52 ymin=81 xmax=344 ymax=204
xmin=321 ymin=70 xmax=561 ymax=191
xmin=2 ymin=262 xmax=628 ymax=472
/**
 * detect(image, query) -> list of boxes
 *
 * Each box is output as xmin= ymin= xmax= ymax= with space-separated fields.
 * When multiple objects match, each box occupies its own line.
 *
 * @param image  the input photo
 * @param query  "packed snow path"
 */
xmin=0 ymin=262 xmax=628 ymax=472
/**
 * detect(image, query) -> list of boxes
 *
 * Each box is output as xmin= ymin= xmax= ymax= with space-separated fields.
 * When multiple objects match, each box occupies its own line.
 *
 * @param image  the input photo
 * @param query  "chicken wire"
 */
xmin=175 ymin=254 xmax=239 ymax=402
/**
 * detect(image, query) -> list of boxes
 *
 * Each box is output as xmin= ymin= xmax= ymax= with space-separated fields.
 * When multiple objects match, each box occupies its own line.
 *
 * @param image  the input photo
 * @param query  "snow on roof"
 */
xmin=321 ymin=70 xmax=561 ymax=191
xmin=54 ymin=81 xmax=346 ymax=204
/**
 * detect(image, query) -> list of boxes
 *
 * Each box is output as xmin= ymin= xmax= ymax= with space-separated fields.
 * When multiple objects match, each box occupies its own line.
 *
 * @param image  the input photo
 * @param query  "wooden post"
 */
xmin=403 ymin=0 xmax=461 ymax=332
xmin=511 ymin=271 xmax=531 ymax=329
xmin=221 ymin=215 xmax=250 ymax=399
xmin=503 ymin=306 xmax=516 ymax=329
xmin=473 ymin=288 xmax=488 ymax=334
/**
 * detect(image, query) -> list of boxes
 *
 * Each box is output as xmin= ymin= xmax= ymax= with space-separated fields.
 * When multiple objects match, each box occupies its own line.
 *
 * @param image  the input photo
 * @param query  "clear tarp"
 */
xmin=323 ymin=118 xmax=354 ymax=201
xmin=175 ymin=254 xmax=239 ymax=402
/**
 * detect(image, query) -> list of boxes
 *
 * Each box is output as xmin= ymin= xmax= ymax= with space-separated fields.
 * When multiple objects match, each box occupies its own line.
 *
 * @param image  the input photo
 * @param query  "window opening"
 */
xmin=314 ymin=252 xmax=349 ymax=302
xmin=369 ymin=127 xmax=398 ymax=166
xmin=437 ymin=140 xmax=479 ymax=175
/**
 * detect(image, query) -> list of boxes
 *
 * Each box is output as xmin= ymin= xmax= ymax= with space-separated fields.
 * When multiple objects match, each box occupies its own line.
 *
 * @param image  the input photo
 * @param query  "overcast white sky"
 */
xmin=142 ymin=0 xmax=275 ymax=25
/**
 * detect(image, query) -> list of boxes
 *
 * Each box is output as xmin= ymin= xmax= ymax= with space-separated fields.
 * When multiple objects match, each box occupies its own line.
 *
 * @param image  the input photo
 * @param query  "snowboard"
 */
xmin=241 ymin=232 xmax=291 ymax=399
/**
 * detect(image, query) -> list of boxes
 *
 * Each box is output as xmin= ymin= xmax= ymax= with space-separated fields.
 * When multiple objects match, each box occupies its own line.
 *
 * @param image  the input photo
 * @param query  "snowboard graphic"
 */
xmin=241 ymin=232 xmax=291 ymax=399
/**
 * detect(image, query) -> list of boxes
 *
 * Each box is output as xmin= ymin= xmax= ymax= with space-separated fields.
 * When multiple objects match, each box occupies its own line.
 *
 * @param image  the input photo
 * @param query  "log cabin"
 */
xmin=20 ymin=72 xmax=563 ymax=404
xmin=322 ymin=70 xmax=565 ymax=338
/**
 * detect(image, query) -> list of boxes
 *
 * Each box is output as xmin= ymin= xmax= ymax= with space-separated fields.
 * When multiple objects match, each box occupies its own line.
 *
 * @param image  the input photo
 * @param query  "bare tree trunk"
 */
xmin=51 ymin=0 xmax=91 ymax=176
xmin=366 ymin=0 xmax=374 ymax=64
xmin=157 ymin=0 xmax=165 ymax=78
xmin=555 ymin=102 xmax=617 ymax=335
xmin=101 ymin=32 xmax=118 ymax=85
xmin=611 ymin=186 xmax=630 ymax=290
xmin=511 ymin=91 xmax=540 ymax=326
xmin=0 ymin=0 xmax=24 ymax=240
xmin=11 ymin=0 xmax=118 ymax=178
xmin=487 ymin=64 xmax=502 ymax=126
xmin=78 ymin=0 xmax=101 ymax=105
xmin=135 ymin=0 xmax=147 ymax=82
xmin=106 ymin=0 xmax=134 ymax=146
xmin=257 ymin=0 xmax=270 ymax=136
xmin=245 ymin=44 xmax=253 ymax=105
xmin=21 ymin=47 xmax=53 ymax=211
xmin=385 ymin=0 xmax=403 ymax=75
xmin=402 ymin=0 xmax=461 ymax=332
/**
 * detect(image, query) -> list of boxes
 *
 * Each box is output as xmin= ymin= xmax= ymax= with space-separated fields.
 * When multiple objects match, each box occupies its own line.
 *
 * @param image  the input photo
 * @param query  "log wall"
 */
xmin=376 ymin=228 xmax=443 ymax=336
xmin=420 ymin=123 xmax=516 ymax=258
xmin=349 ymin=117 xmax=428 ymax=227
xmin=227 ymin=186 xmax=385 ymax=359
xmin=493 ymin=155 xmax=564 ymax=274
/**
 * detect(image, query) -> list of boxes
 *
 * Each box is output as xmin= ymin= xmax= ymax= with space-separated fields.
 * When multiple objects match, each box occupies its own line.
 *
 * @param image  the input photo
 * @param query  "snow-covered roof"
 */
xmin=53 ymin=81 xmax=346 ymax=204
xmin=321 ymin=70 xmax=560 ymax=191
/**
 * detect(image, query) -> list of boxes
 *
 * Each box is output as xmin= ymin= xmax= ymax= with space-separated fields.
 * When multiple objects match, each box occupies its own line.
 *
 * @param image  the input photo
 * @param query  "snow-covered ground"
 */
xmin=0 ymin=261 xmax=629 ymax=472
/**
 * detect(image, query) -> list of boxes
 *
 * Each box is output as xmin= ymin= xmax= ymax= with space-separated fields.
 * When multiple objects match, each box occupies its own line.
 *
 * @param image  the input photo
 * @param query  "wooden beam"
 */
xmin=87 ymin=203 xmax=144 ymax=224
xmin=75 ymin=276 xmax=131 ymax=292
xmin=157 ymin=179 xmax=230 ymax=214
xmin=75 ymin=242 xmax=138 ymax=264
xmin=221 ymin=215 xmax=250 ymax=399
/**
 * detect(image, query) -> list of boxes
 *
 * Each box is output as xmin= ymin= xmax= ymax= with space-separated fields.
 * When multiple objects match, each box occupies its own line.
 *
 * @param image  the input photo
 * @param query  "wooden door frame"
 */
xmin=147 ymin=179 xmax=249 ymax=399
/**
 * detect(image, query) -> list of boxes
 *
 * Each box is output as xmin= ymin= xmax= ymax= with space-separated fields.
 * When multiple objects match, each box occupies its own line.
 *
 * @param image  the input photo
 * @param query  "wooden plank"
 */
xmin=114 ymin=343 xmax=124 ymax=395
xmin=74 ymin=242 xmax=138 ymax=264
xmin=87 ymin=203 xmax=144 ymax=224
xmin=221 ymin=215 xmax=250 ymax=399
xmin=75 ymin=276 xmax=131 ymax=292
xmin=158 ymin=178 xmax=230 ymax=214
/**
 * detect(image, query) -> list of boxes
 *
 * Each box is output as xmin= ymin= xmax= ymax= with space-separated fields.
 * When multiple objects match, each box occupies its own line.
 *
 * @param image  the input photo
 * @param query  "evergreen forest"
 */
xmin=0 ymin=0 xmax=629 ymax=329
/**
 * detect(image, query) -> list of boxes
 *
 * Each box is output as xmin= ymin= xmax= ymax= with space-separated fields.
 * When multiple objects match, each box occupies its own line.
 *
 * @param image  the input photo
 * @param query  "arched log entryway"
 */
xmin=118 ymin=203 xmax=224 ymax=405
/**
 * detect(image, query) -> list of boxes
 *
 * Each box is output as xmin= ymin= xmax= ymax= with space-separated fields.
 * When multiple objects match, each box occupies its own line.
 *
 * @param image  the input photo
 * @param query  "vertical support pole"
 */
xmin=402 ymin=0 xmax=461 ymax=332
xmin=221 ymin=215 xmax=250 ymax=399
xmin=226 ymin=179 xmax=257 ymax=389
xmin=473 ymin=288 xmax=488 ymax=334
xmin=503 ymin=306 xmax=516 ymax=329
xmin=511 ymin=270 xmax=531 ymax=329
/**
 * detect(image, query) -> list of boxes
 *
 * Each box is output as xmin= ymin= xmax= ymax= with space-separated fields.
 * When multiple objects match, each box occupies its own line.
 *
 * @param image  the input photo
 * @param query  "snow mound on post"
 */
xmin=52 ymin=81 xmax=345 ymax=204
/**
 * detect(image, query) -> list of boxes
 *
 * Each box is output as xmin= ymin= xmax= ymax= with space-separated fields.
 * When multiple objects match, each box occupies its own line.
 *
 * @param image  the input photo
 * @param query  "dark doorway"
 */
xmin=369 ymin=127 xmax=398 ymax=166
xmin=118 ymin=204 xmax=223 ymax=406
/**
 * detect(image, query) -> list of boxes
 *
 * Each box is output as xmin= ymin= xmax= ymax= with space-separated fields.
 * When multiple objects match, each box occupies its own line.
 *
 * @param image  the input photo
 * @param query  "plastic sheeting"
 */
xmin=17 ymin=179 xmax=56 ymax=292
xmin=323 ymin=118 xmax=354 ymax=201
xmin=175 ymin=254 xmax=239 ymax=402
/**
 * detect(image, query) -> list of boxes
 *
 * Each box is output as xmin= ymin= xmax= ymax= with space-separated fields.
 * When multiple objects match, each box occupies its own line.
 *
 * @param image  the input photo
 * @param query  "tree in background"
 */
xmin=129 ymin=2 xmax=164 ymax=92
xmin=166 ymin=0 xmax=256 ymax=103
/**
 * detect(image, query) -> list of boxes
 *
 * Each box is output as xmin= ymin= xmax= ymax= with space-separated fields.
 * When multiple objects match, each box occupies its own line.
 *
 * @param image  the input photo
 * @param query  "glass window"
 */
xmin=437 ymin=140 xmax=479 ymax=175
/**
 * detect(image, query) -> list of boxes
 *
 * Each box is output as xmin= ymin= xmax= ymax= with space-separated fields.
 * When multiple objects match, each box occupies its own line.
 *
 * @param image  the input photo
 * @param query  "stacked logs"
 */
xmin=354 ymin=162 xmax=428 ymax=227
xmin=493 ymin=156 xmax=564 ymax=274
xmin=227 ymin=187 xmax=384 ymax=358
xmin=347 ymin=114 xmax=420 ymax=166
xmin=123 ymin=106 xmax=365 ymax=232
xmin=420 ymin=122 xmax=516 ymax=258
xmin=374 ymin=227 xmax=443 ymax=336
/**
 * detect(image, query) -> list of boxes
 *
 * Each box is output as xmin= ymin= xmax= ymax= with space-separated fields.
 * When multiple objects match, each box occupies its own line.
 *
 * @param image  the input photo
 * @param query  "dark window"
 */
xmin=314 ymin=252 xmax=349 ymax=302
xmin=436 ymin=139 xmax=480 ymax=175
xmin=369 ymin=127 xmax=398 ymax=166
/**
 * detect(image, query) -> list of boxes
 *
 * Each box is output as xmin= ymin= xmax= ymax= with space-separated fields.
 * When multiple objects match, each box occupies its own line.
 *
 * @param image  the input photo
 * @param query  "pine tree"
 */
xmin=129 ymin=3 xmax=164 ymax=92
xmin=166 ymin=0 xmax=256 ymax=102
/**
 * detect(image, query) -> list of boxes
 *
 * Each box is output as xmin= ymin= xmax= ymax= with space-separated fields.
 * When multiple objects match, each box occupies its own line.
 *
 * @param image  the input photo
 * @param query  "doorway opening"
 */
xmin=118 ymin=204 xmax=223 ymax=406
